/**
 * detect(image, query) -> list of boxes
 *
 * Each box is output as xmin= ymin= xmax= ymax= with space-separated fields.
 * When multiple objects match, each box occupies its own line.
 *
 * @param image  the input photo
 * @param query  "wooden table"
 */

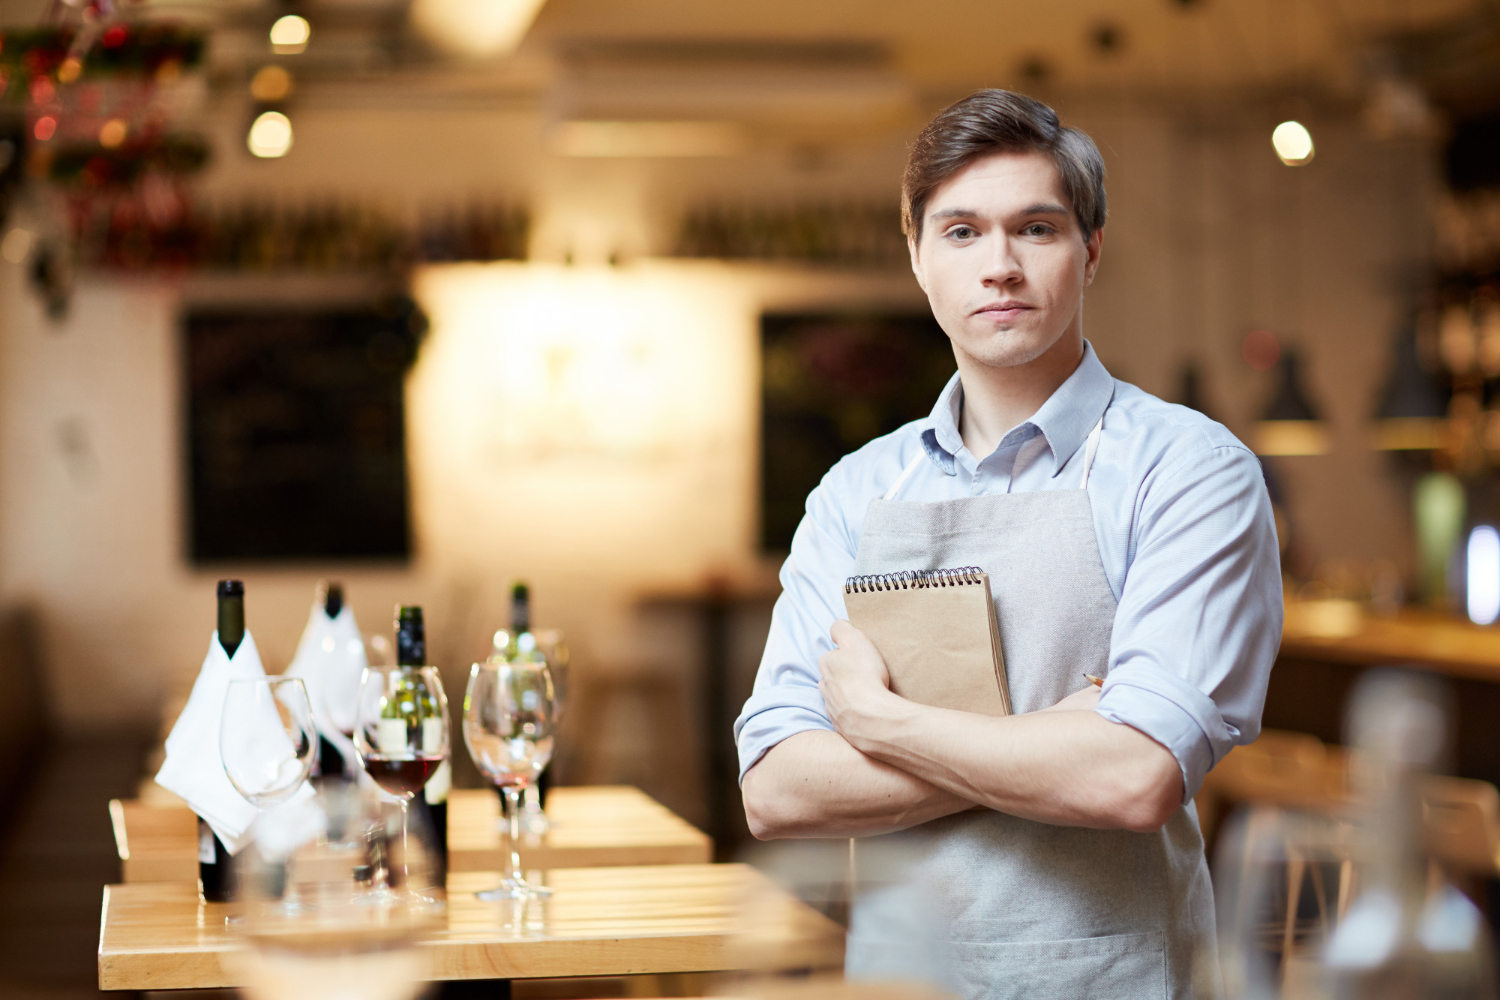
xmin=98 ymin=863 xmax=845 ymax=991
xmin=111 ymin=786 xmax=712 ymax=883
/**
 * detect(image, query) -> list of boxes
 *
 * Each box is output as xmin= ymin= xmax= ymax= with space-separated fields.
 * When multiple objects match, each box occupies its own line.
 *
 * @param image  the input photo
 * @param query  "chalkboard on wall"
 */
xmin=184 ymin=300 xmax=423 ymax=563
xmin=760 ymin=312 xmax=956 ymax=552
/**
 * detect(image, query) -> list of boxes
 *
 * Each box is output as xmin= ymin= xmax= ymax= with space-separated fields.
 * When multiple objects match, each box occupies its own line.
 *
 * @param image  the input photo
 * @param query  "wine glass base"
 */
xmin=354 ymin=887 xmax=446 ymax=911
xmin=476 ymin=878 xmax=552 ymax=901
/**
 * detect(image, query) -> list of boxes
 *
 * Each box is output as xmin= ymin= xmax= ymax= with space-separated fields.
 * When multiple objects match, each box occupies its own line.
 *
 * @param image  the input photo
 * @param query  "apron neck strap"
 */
xmin=1078 ymin=416 xmax=1104 ymax=491
xmin=882 ymin=451 xmax=928 ymax=502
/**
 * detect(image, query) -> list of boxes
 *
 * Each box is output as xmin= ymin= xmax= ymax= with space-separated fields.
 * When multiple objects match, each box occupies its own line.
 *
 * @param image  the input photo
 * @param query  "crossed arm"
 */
xmin=742 ymin=620 xmax=1184 ymax=840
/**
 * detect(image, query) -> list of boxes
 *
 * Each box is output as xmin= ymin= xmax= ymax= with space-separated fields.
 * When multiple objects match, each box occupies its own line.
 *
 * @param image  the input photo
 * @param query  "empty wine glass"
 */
xmin=463 ymin=657 xmax=555 ymax=899
xmin=353 ymin=665 xmax=450 ymax=907
xmin=221 ymin=677 xmax=318 ymax=916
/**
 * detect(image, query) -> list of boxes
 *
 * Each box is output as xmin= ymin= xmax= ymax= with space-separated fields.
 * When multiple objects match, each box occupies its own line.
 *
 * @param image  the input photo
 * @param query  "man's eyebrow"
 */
xmin=927 ymin=203 xmax=1071 ymax=223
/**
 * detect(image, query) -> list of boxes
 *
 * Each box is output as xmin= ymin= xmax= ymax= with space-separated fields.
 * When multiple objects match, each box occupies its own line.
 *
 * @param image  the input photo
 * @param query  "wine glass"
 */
xmin=353 ymin=665 xmax=450 ymax=907
xmin=220 ymin=678 xmax=318 ymax=915
xmin=463 ymin=657 xmax=555 ymax=899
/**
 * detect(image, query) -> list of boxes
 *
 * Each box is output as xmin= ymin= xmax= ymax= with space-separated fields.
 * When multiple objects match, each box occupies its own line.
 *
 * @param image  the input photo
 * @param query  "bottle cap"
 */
xmin=217 ymin=580 xmax=244 ymax=598
xmin=396 ymin=605 xmax=423 ymax=624
xmin=324 ymin=582 xmax=343 ymax=618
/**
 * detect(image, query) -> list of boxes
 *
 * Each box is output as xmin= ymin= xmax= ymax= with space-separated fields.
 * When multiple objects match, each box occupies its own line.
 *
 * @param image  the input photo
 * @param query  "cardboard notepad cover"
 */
xmin=843 ymin=571 xmax=1011 ymax=717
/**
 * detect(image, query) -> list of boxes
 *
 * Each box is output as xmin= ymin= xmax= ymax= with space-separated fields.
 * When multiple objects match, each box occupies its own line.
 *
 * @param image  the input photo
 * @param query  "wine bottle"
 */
xmin=394 ymin=606 xmax=447 ymax=878
xmin=314 ymin=581 xmax=347 ymax=780
xmin=199 ymin=579 xmax=242 ymax=904
xmin=509 ymin=581 xmax=550 ymax=808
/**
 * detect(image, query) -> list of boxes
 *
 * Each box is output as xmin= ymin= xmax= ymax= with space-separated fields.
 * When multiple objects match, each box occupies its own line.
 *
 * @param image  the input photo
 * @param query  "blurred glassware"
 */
xmin=463 ymin=656 xmax=556 ymax=899
xmin=1213 ymin=670 xmax=1497 ymax=1000
xmin=364 ymin=632 xmax=394 ymax=668
xmin=1323 ymin=670 xmax=1495 ymax=999
xmin=220 ymin=677 xmax=317 ymax=916
xmin=228 ymin=780 xmax=439 ymax=1000
xmin=527 ymin=628 xmax=570 ymax=833
xmin=353 ymin=665 xmax=450 ymax=908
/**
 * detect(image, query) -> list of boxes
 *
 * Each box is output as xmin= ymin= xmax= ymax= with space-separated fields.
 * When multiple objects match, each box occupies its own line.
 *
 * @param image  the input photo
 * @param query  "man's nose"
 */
xmin=980 ymin=236 xmax=1023 ymax=285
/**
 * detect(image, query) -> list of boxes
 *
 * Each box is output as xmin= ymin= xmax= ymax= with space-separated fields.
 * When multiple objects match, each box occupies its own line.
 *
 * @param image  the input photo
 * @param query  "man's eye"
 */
xmin=1025 ymin=224 xmax=1053 ymax=237
xmin=948 ymin=226 xmax=976 ymax=240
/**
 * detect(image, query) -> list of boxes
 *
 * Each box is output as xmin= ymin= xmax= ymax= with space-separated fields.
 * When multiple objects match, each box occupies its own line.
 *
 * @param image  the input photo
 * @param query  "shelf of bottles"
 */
xmin=68 ymin=198 xmax=530 ymax=273
xmin=1419 ymin=189 xmax=1500 ymax=474
xmin=672 ymin=202 xmax=908 ymax=267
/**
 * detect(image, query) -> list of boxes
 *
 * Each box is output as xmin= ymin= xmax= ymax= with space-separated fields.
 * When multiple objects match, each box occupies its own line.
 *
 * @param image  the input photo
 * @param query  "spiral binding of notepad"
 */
xmin=843 ymin=566 xmax=984 ymax=594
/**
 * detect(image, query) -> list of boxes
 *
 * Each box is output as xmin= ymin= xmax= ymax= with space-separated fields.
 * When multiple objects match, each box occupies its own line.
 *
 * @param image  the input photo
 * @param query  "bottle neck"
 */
xmin=218 ymin=595 xmax=244 ymax=659
xmin=396 ymin=613 xmax=425 ymax=667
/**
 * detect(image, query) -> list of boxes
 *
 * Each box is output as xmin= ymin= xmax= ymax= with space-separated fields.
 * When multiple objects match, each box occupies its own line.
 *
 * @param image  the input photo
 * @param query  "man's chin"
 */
xmin=955 ymin=334 xmax=1057 ymax=371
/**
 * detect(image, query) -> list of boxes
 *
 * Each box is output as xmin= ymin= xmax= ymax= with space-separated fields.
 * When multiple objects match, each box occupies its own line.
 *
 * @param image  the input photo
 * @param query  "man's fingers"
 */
xmin=830 ymin=619 xmax=857 ymax=646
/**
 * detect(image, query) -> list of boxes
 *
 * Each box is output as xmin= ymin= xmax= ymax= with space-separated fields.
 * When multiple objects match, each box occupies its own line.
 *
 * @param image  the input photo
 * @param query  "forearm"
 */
xmin=741 ymin=729 xmax=973 ymax=839
xmin=847 ymin=698 xmax=1182 ymax=832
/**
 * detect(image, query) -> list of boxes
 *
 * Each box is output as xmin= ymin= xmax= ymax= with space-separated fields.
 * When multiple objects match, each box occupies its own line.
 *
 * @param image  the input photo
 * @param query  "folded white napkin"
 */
xmin=155 ymin=631 xmax=309 ymax=855
xmin=285 ymin=602 xmax=368 ymax=774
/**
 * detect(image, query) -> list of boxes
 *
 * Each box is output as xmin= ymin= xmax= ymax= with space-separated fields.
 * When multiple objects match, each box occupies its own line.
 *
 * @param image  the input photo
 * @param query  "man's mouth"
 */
xmin=973 ymin=302 xmax=1034 ymax=322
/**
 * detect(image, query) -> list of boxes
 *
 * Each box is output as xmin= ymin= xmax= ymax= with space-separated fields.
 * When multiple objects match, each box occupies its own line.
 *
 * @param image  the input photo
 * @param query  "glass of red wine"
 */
xmin=353 ymin=665 xmax=450 ymax=907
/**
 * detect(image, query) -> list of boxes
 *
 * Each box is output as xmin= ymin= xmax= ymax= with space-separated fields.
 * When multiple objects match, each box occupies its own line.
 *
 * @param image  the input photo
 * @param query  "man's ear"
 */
xmin=908 ymin=236 xmax=928 ymax=295
xmin=1082 ymin=226 xmax=1104 ymax=287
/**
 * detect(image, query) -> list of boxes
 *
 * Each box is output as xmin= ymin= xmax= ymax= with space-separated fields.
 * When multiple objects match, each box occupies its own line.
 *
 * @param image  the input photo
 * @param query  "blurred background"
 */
xmin=1 ymin=0 xmax=1500 ymax=993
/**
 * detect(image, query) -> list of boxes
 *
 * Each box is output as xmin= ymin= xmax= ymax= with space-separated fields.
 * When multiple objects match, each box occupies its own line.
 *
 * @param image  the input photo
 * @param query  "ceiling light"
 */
xmin=410 ymin=0 xmax=546 ymax=58
xmin=551 ymin=121 xmax=747 ymax=158
xmin=270 ymin=15 xmax=310 ymax=55
xmin=1272 ymin=120 xmax=1314 ymax=166
xmin=250 ymin=65 xmax=293 ymax=103
xmin=248 ymin=111 xmax=293 ymax=158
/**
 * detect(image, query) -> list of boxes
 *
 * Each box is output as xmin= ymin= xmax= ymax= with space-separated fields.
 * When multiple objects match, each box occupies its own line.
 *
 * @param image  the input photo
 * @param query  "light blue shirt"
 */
xmin=735 ymin=341 xmax=1282 ymax=803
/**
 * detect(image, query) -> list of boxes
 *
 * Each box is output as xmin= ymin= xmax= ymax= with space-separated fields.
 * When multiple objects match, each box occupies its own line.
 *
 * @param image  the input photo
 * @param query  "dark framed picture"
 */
xmin=760 ymin=312 xmax=955 ymax=551
xmin=183 ymin=300 xmax=422 ymax=563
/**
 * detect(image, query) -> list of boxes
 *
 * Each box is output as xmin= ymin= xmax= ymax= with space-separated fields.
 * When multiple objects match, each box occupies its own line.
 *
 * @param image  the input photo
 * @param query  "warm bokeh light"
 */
xmin=1242 ymin=329 xmax=1280 ymax=371
xmin=1 ymin=228 xmax=32 ymax=264
xmin=550 ymin=120 xmax=748 ymax=158
xmin=1272 ymin=120 xmax=1314 ymax=166
xmin=33 ymin=115 xmax=56 ymax=141
xmin=410 ymin=0 xmax=547 ymax=57
xmin=57 ymin=57 xmax=82 ymax=84
xmin=270 ymin=15 xmax=311 ymax=54
xmin=98 ymin=118 xmax=127 ymax=148
xmin=247 ymin=111 xmax=293 ymax=158
xmin=250 ymin=65 xmax=294 ymax=103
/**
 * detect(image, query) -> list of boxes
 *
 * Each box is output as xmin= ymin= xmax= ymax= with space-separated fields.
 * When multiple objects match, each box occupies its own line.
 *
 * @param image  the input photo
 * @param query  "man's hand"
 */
xmin=817 ymin=620 xmax=901 ymax=751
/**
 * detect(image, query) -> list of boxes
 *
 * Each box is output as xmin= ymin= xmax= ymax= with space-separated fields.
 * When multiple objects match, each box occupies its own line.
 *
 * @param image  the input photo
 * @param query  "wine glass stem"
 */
xmin=398 ymin=798 xmax=411 ymax=888
xmin=505 ymin=786 xmax=525 ymax=885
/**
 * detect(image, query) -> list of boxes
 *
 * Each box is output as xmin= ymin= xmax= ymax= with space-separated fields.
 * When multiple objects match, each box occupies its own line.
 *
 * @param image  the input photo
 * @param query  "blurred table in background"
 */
xmin=637 ymin=575 xmax=781 ymax=859
xmin=111 ymin=786 xmax=711 ymax=883
xmin=97 ymin=863 xmax=844 ymax=991
xmin=1271 ymin=599 xmax=1500 ymax=797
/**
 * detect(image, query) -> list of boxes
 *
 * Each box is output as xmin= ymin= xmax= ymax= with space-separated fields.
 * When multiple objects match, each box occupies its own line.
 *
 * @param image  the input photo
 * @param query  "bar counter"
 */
xmin=1270 ymin=599 xmax=1500 ymax=790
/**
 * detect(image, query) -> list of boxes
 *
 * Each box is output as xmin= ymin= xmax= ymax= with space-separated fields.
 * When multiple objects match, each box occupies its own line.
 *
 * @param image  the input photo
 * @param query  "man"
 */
xmin=735 ymin=90 xmax=1280 ymax=999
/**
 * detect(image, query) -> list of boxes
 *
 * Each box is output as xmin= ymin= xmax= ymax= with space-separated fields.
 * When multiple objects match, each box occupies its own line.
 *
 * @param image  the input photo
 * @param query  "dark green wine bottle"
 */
xmin=394 ymin=606 xmax=447 ymax=877
xmin=200 ymin=579 xmax=242 ymax=904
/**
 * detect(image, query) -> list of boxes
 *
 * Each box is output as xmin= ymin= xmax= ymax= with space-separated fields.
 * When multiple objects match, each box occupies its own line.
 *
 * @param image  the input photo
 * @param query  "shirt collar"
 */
xmin=922 ymin=340 xmax=1114 ymax=478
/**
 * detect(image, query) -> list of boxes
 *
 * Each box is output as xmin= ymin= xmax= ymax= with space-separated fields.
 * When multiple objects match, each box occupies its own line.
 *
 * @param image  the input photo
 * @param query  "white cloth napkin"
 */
xmin=285 ymin=602 xmax=368 ymax=774
xmin=155 ymin=631 xmax=309 ymax=855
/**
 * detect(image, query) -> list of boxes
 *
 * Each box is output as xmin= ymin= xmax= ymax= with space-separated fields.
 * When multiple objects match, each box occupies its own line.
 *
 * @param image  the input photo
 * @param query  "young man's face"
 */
xmin=910 ymin=150 xmax=1103 ymax=372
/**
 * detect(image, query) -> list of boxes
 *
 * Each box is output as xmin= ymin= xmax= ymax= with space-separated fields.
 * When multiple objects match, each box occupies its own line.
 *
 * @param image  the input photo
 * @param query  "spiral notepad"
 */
xmin=843 ymin=567 xmax=1011 ymax=717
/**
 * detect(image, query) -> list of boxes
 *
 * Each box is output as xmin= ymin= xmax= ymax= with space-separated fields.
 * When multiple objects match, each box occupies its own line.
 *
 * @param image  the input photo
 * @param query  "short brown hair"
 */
xmin=901 ymin=89 xmax=1107 ymax=244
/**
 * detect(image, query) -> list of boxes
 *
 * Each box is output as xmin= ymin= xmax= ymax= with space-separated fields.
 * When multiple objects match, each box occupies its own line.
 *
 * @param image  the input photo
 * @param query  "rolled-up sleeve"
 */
xmin=733 ymin=473 xmax=859 ymax=782
xmin=1095 ymin=444 xmax=1282 ymax=802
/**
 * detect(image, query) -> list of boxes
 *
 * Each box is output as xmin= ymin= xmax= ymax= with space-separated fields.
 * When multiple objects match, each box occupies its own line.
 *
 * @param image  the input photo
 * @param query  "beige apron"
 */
xmin=844 ymin=415 xmax=1217 ymax=1000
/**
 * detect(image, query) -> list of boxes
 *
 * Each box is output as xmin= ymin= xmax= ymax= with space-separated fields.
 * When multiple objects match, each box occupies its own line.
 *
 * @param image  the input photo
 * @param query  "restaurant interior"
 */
xmin=1 ymin=0 xmax=1500 ymax=997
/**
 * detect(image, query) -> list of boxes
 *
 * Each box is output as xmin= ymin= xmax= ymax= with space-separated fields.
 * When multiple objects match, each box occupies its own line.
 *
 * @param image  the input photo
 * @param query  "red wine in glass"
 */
xmin=363 ymin=754 xmax=445 ymax=798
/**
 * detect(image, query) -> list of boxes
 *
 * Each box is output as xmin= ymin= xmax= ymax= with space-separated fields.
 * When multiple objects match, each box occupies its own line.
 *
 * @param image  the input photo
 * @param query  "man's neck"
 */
xmin=956 ymin=332 xmax=1085 ymax=460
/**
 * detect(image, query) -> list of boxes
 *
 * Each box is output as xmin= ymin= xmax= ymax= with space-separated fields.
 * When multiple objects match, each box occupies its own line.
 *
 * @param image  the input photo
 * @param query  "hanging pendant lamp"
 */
xmin=1253 ymin=349 xmax=1328 ymax=456
xmin=1373 ymin=322 xmax=1449 ymax=451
